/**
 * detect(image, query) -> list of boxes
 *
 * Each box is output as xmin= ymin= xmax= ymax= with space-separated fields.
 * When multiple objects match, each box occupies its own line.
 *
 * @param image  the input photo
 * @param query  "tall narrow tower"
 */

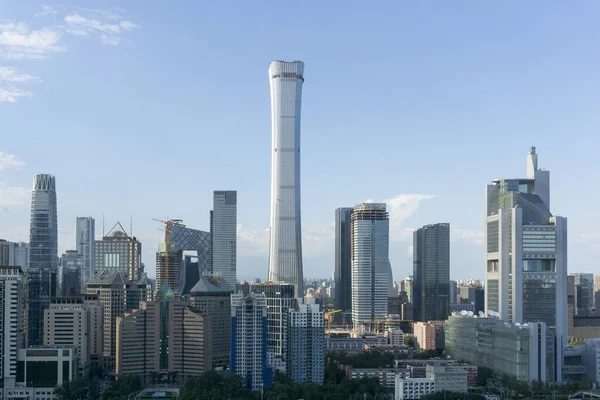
xmin=268 ymin=60 xmax=305 ymax=295
xmin=28 ymin=173 xmax=58 ymax=346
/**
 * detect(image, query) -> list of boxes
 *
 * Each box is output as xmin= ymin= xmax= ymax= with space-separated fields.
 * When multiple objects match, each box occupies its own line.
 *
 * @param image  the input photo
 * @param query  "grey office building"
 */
xmin=211 ymin=191 xmax=237 ymax=288
xmin=334 ymin=208 xmax=353 ymax=317
xmin=0 ymin=240 xmax=29 ymax=271
xmin=413 ymin=223 xmax=450 ymax=322
xmin=28 ymin=174 xmax=59 ymax=346
xmin=76 ymin=217 xmax=95 ymax=289
xmin=168 ymin=221 xmax=212 ymax=280
xmin=60 ymin=250 xmax=82 ymax=296
xmin=351 ymin=203 xmax=391 ymax=326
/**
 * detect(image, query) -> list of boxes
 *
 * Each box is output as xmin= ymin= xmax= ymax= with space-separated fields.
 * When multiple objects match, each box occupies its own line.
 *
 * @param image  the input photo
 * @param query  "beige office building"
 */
xmin=44 ymin=295 xmax=103 ymax=376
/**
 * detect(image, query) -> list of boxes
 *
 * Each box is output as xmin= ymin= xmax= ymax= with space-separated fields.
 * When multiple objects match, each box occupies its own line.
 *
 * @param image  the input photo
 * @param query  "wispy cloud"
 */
xmin=0 ymin=151 xmax=25 ymax=169
xmin=452 ymin=228 xmax=484 ymax=245
xmin=64 ymin=12 xmax=139 ymax=46
xmin=0 ymin=22 xmax=64 ymax=60
xmin=35 ymin=5 xmax=58 ymax=18
xmin=0 ymin=66 xmax=41 ymax=102
xmin=0 ymin=182 xmax=30 ymax=207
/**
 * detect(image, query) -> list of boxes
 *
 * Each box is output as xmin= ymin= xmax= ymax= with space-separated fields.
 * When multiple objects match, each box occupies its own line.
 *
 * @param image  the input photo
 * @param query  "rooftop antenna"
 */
xmin=130 ymin=214 xmax=133 ymax=236
xmin=102 ymin=214 xmax=105 ymax=237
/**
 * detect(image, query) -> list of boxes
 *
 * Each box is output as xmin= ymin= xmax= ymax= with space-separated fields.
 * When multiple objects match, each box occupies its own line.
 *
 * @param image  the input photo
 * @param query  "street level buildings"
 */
xmin=268 ymin=60 xmax=305 ymax=295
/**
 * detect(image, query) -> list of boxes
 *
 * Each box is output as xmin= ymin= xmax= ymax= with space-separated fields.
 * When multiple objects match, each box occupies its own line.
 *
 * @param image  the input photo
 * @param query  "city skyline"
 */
xmin=1 ymin=2 xmax=600 ymax=282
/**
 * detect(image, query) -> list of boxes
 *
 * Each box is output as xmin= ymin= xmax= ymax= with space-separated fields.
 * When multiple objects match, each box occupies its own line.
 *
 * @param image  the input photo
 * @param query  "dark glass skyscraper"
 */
xmin=28 ymin=173 xmax=58 ymax=346
xmin=413 ymin=223 xmax=450 ymax=322
xmin=334 ymin=207 xmax=353 ymax=315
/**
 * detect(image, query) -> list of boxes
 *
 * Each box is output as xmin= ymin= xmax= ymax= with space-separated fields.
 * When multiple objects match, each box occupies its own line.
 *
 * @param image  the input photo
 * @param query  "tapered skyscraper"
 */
xmin=268 ymin=60 xmax=305 ymax=295
xmin=28 ymin=173 xmax=58 ymax=346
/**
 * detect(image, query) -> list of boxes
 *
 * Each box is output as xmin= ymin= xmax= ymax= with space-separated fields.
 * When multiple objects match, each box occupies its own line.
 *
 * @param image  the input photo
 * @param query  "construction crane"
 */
xmin=324 ymin=309 xmax=342 ymax=335
xmin=152 ymin=218 xmax=181 ymax=291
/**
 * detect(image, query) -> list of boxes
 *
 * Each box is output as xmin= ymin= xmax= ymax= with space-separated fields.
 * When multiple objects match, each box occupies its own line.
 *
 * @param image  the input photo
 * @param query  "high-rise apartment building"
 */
xmin=413 ymin=223 xmax=450 ymax=322
xmin=351 ymin=203 xmax=391 ymax=325
xmin=155 ymin=242 xmax=182 ymax=298
xmin=86 ymin=270 xmax=150 ymax=372
xmin=334 ymin=207 xmax=353 ymax=318
xmin=231 ymin=292 xmax=270 ymax=391
xmin=484 ymin=147 xmax=567 ymax=383
xmin=0 ymin=266 xmax=26 ymax=392
xmin=28 ymin=174 xmax=58 ymax=346
xmin=0 ymin=240 xmax=29 ymax=271
xmin=211 ymin=191 xmax=237 ymax=287
xmin=286 ymin=300 xmax=325 ymax=384
xmin=187 ymin=276 xmax=233 ymax=369
xmin=76 ymin=217 xmax=95 ymax=289
xmin=243 ymin=282 xmax=296 ymax=360
xmin=268 ymin=60 xmax=305 ymax=295
xmin=44 ymin=295 xmax=103 ymax=377
xmin=94 ymin=222 xmax=142 ymax=281
xmin=60 ymin=250 xmax=82 ymax=296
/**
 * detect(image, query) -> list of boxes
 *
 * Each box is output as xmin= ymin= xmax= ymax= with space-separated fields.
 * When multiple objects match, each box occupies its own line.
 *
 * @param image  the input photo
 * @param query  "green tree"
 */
xmin=476 ymin=366 xmax=493 ymax=387
xmin=404 ymin=334 xmax=415 ymax=348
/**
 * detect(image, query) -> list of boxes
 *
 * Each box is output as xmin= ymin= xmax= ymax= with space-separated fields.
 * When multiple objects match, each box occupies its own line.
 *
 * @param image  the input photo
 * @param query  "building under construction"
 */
xmin=156 ymin=242 xmax=183 ymax=298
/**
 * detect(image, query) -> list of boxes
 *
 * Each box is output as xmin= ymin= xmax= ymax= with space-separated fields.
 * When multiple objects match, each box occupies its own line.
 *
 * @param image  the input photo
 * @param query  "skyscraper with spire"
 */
xmin=27 ymin=174 xmax=58 ymax=346
xmin=484 ymin=147 xmax=566 ymax=383
xmin=267 ymin=60 xmax=305 ymax=295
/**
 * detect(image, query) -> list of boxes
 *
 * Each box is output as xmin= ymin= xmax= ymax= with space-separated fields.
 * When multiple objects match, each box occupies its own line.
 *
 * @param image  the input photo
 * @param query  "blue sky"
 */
xmin=1 ymin=1 xmax=599 ymax=282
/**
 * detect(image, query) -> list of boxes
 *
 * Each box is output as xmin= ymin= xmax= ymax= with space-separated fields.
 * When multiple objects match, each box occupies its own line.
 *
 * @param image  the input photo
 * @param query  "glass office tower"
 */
xmin=268 ymin=60 xmax=305 ymax=295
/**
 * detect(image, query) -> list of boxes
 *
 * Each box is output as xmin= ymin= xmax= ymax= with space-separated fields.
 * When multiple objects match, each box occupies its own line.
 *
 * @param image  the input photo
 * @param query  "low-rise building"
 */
xmin=388 ymin=329 xmax=405 ymax=346
xmin=395 ymin=377 xmax=435 ymax=400
xmin=426 ymin=364 xmax=467 ymax=393
xmin=326 ymin=336 xmax=388 ymax=352
xmin=413 ymin=322 xmax=436 ymax=350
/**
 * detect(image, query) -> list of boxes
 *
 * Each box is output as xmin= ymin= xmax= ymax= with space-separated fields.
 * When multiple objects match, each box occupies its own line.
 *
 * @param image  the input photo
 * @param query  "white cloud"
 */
xmin=407 ymin=245 xmax=413 ymax=256
xmin=0 ymin=67 xmax=41 ymax=102
xmin=237 ymin=224 xmax=270 ymax=254
xmin=64 ymin=13 xmax=139 ymax=45
xmin=0 ymin=183 xmax=30 ymax=207
xmin=0 ymin=152 xmax=25 ymax=169
xmin=0 ymin=22 xmax=64 ymax=60
xmin=452 ymin=228 xmax=484 ymax=245
xmin=35 ymin=5 xmax=58 ymax=18
xmin=382 ymin=194 xmax=436 ymax=241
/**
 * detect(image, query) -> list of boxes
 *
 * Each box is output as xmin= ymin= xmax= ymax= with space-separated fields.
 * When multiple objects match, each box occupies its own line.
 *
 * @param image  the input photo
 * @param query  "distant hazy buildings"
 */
xmin=334 ymin=207 xmax=353 ymax=320
xmin=231 ymin=292 xmax=270 ymax=391
xmin=60 ymin=250 xmax=82 ymax=296
xmin=413 ymin=223 xmax=450 ymax=322
xmin=286 ymin=301 xmax=325 ymax=384
xmin=94 ymin=222 xmax=142 ymax=281
xmin=483 ymin=147 xmax=567 ymax=383
xmin=0 ymin=240 xmax=29 ymax=271
xmin=572 ymin=273 xmax=594 ymax=316
xmin=351 ymin=203 xmax=391 ymax=326
xmin=268 ymin=60 xmax=305 ymax=295
xmin=211 ymin=191 xmax=237 ymax=287
xmin=0 ymin=266 xmax=26 ymax=391
xmin=28 ymin=174 xmax=59 ymax=347
xmin=76 ymin=217 xmax=95 ymax=290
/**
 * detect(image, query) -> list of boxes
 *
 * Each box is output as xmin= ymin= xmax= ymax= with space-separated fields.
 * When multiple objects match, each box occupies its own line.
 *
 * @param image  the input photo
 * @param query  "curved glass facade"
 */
xmin=268 ymin=60 xmax=304 ymax=294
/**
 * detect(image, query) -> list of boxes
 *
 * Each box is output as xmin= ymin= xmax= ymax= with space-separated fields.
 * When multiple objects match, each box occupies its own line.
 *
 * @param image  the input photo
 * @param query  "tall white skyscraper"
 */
xmin=268 ymin=60 xmax=305 ymax=295
xmin=484 ymin=147 xmax=567 ymax=383
xmin=351 ymin=203 xmax=391 ymax=326
xmin=76 ymin=217 xmax=95 ymax=290
xmin=0 ymin=266 xmax=26 ymax=390
xmin=211 ymin=191 xmax=237 ymax=287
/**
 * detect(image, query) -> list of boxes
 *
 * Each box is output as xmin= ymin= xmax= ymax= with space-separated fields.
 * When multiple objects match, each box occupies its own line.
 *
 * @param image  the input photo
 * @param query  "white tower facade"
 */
xmin=268 ymin=60 xmax=305 ymax=294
